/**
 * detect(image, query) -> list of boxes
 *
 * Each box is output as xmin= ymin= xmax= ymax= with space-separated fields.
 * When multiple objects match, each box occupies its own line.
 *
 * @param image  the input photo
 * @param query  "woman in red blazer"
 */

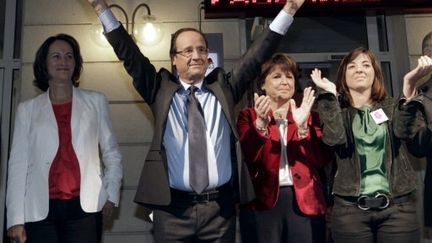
xmin=237 ymin=53 xmax=332 ymax=243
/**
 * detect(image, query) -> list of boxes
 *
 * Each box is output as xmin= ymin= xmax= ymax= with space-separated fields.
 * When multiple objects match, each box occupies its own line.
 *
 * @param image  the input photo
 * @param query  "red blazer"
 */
xmin=237 ymin=107 xmax=332 ymax=215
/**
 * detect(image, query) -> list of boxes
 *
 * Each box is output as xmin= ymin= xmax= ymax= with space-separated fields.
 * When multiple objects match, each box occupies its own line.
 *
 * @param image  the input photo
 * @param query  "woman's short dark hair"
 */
xmin=33 ymin=33 xmax=83 ymax=91
xmin=256 ymin=53 xmax=300 ymax=96
xmin=422 ymin=31 xmax=432 ymax=56
xmin=336 ymin=47 xmax=387 ymax=107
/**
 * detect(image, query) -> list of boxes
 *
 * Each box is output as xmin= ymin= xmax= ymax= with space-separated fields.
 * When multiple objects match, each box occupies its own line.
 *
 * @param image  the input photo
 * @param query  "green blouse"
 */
xmin=352 ymin=106 xmax=389 ymax=196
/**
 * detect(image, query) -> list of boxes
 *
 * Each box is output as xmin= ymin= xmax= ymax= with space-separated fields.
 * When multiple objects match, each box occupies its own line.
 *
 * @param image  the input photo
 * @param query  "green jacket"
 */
xmin=317 ymin=92 xmax=417 ymax=197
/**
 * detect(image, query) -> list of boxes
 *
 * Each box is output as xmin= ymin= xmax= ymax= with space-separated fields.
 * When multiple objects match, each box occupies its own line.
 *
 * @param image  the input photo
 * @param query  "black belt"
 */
xmin=334 ymin=192 xmax=415 ymax=211
xmin=170 ymin=183 xmax=232 ymax=204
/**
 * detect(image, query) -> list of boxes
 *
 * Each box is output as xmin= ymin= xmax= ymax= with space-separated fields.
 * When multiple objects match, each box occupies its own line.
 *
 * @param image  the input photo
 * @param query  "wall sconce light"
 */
xmin=90 ymin=23 xmax=111 ymax=47
xmin=132 ymin=3 xmax=164 ymax=46
xmin=91 ymin=3 xmax=163 ymax=47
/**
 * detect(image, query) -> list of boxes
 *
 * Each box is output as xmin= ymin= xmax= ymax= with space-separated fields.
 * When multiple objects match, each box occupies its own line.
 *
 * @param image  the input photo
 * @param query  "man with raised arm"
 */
xmin=87 ymin=0 xmax=305 ymax=241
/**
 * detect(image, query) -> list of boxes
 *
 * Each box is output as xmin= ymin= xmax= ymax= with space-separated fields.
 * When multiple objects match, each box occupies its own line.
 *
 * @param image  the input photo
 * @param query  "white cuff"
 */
xmin=99 ymin=9 xmax=121 ymax=33
xmin=269 ymin=10 xmax=294 ymax=35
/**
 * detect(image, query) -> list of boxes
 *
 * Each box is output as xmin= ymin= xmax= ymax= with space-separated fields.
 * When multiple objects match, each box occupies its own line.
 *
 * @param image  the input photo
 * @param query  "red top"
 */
xmin=237 ymin=107 xmax=333 ymax=215
xmin=48 ymin=101 xmax=81 ymax=200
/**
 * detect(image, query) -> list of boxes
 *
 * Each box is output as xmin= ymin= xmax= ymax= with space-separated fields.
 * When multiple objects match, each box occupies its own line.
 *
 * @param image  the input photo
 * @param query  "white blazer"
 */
xmin=6 ymin=87 xmax=122 ymax=229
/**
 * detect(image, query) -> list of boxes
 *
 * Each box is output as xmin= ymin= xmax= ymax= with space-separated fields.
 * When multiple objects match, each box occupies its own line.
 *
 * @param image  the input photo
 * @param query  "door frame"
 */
xmin=1 ymin=0 xmax=21 ymax=239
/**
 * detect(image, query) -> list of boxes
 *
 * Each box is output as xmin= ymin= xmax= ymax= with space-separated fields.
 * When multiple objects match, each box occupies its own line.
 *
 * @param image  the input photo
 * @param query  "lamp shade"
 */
xmin=134 ymin=15 xmax=163 ymax=46
xmin=90 ymin=24 xmax=110 ymax=47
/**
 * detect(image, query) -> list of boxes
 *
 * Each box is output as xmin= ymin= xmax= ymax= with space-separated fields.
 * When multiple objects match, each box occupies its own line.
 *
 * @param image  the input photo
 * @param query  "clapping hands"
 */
xmin=291 ymin=87 xmax=315 ymax=127
xmin=253 ymin=87 xmax=315 ymax=129
xmin=310 ymin=68 xmax=337 ymax=96
xmin=403 ymin=55 xmax=432 ymax=99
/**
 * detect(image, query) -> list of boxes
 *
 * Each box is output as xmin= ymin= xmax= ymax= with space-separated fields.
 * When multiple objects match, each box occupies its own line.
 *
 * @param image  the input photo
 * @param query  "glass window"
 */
xmin=376 ymin=15 xmax=389 ymax=52
xmin=0 ymin=68 xmax=3 ymax=111
xmin=0 ymin=0 xmax=6 ymax=58
xmin=298 ymin=62 xmax=340 ymax=90
xmin=14 ymin=0 xmax=22 ymax=58
xmin=247 ymin=15 xmax=368 ymax=53
xmin=278 ymin=16 xmax=368 ymax=53
xmin=381 ymin=62 xmax=393 ymax=96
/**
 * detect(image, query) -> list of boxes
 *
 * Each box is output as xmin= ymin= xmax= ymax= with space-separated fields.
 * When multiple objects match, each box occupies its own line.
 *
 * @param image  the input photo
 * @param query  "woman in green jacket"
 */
xmin=310 ymin=47 xmax=427 ymax=243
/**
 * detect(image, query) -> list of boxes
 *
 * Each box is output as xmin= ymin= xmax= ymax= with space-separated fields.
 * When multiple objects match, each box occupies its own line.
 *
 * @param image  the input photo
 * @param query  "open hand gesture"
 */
xmin=86 ymin=0 xmax=108 ymax=16
xmin=403 ymin=55 xmax=432 ymax=99
xmin=254 ymin=93 xmax=271 ymax=128
xmin=283 ymin=0 xmax=306 ymax=16
xmin=310 ymin=68 xmax=337 ymax=96
xmin=291 ymin=87 xmax=315 ymax=127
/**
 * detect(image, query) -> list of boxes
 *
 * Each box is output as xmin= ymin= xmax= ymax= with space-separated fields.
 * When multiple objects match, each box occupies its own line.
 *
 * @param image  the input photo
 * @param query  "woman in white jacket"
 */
xmin=6 ymin=33 xmax=123 ymax=243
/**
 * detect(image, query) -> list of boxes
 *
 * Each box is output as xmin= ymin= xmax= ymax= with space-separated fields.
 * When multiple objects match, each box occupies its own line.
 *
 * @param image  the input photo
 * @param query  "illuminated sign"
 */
xmin=204 ymin=0 xmax=432 ymax=18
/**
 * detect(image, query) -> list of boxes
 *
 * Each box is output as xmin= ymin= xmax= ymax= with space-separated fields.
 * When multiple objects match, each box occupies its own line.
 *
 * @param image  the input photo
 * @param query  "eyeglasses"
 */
xmin=175 ymin=47 xmax=209 ymax=58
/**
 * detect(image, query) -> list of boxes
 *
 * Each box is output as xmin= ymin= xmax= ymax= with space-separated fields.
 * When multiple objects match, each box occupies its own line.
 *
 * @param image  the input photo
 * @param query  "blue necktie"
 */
xmin=187 ymin=86 xmax=209 ymax=194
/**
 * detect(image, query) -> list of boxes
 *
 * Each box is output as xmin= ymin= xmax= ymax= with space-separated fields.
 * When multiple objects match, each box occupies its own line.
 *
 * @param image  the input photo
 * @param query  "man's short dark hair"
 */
xmin=33 ymin=33 xmax=83 ymax=91
xmin=169 ymin=28 xmax=209 ymax=60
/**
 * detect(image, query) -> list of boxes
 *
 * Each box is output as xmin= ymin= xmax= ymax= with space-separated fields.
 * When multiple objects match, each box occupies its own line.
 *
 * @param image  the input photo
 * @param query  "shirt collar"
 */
xmin=179 ymin=79 xmax=205 ymax=92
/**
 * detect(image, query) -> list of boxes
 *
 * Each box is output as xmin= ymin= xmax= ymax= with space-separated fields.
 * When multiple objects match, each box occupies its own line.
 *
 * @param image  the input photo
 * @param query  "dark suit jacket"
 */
xmin=394 ymin=79 xmax=432 ymax=226
xmin=105 ymin=25 xmax=284 ymax=207
xmin=237 ymin=108 xmax=332 ymax=214
xmin=418 ymin=81 xmax=432 ymax=226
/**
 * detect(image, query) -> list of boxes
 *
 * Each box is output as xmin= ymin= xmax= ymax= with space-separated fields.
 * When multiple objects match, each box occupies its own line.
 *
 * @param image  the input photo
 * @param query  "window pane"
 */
xmin=0 ymin=0 xmax=6 ymax=58
xmin=278 ymin=16 xmax=368 ymax=53
xmin=381 ymin=62 xmax=393 ymax=96
xmin=377 ymin=15 xmax=389 ymax=52
xmin=14 ymin=0 xmax=22 ymax=58
xmin=10 ymin=68 xmax=21 ymax=127
xmin=0 ymin=68 xmax=3 ymax=110
xmin=298 ymin=61 xmax=340 ymax=90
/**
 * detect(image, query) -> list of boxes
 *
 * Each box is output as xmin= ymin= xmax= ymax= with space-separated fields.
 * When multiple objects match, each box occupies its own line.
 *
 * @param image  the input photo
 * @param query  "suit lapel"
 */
xmin=160 ymin=81 xmax=182 ymax=114
xmin=37 ymin=92 xmax=59 ymax=160
xmin=39 ymin=92 xmax=57 ymax=129
xmin=71 ymin=88 xmax=89 ymax=146
xmin=152 ymin=79 xmax=182 ymax=150
xmin=206 ymin=82 xmax=238 ymax=138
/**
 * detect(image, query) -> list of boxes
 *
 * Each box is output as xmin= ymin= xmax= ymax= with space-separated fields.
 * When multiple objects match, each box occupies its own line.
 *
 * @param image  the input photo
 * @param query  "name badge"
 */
xmin=370 ymin=108 xmax=389 ymax=125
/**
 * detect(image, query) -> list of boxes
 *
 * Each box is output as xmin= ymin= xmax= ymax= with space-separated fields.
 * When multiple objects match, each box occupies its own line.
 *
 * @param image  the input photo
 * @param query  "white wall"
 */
xmin=405 ymin=14 xmax=432 ymax=68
